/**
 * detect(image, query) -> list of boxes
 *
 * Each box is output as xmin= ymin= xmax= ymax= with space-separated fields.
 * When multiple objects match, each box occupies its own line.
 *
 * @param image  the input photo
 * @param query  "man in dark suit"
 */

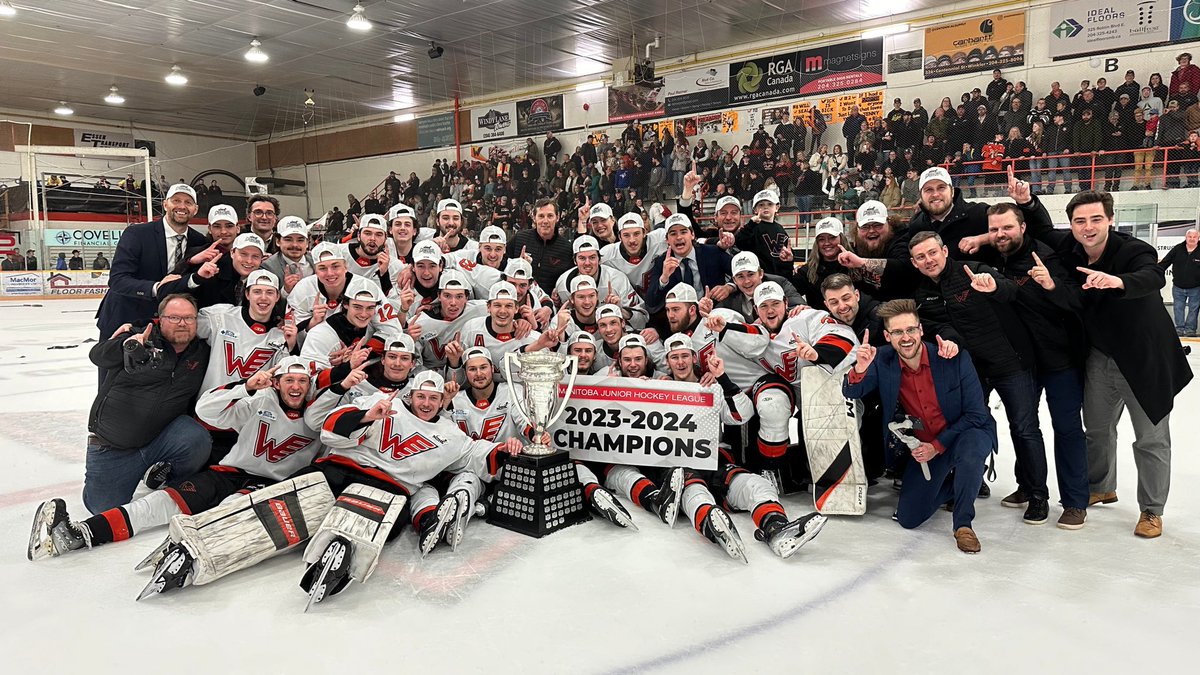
xmin=844 ymin=299 xmax=996 ymax=554
xmin=95 ymin=184 xmax=206 ymax=341
xmin=644 ymin=213 xmax=732 ymax=314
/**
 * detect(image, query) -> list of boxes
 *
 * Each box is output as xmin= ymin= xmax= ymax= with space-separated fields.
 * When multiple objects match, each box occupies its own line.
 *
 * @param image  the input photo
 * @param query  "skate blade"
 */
xmin=136 ymin=546 xmax=191 ymax=601
xmin=134 ymin=537 xmax=171 ymax=572
xmin=776 ymin=514 xmax=828 ymax=559
xmin=663 ymin=468 xmax=684 ymax=529
xmin=136 ymin=577 xmax=167 ymax=601
xmin=422 ymin=499 xmax=459 ymax=559
xmin=304 ymin=541 xmax=347 ymax=613
xmin=592 ymin=491 xmax=638 ymax=530
xmin=26 ymin=500 xmax=60 ymax=561
xmin=447 ymin=492 xmax=472 ymax=552
xmin=709 ymin=511 xmax=749 ymax=564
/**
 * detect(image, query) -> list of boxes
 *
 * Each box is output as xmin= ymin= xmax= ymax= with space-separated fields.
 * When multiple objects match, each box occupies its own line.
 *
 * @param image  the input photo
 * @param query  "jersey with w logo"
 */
xmin=196 ymin=303 xmax=287 ymax=391
xmin=195 ymin=382 xmax=323 ymax=480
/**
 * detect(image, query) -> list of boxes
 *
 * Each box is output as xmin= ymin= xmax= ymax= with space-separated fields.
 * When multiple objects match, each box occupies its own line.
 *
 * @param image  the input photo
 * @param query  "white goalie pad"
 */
xmin=801 ymin=367 xmax=867 ymax=516
xmin=167 ymin=472 xmax=336 ymax=586
xmin=302 ymin=483 xmax=407 ymax=583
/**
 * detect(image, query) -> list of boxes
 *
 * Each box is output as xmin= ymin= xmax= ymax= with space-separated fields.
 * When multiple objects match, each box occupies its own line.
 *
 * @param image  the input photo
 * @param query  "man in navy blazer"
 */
xmin=644 ymin=213 xmax=733 ymax=314
xmin=95 ymin=184 xmax=206 ymax=340
xmin=843 ymin=298 xmax=996 ymax=554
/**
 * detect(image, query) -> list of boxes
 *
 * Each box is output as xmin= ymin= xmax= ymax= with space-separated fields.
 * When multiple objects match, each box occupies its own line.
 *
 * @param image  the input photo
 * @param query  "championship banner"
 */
xmin=472 ymin=102 xmax=516 ymax=141
xmin=924 ymin=11 xmax=1026 ymax=79
xmin=515 ymin=95 xmax=565 ymax=135
xmin=1050 ymin=0 xmax=1170 ymax=59
xmin=607 ymin=84 xmax=665 ymax=123
xmin=663 ymin=66 xmax=729 ymax=116
xmin=796 ymin=37 xmax=884 ymax=96
xmin=549 ymin=375 xmax=721 ymax=470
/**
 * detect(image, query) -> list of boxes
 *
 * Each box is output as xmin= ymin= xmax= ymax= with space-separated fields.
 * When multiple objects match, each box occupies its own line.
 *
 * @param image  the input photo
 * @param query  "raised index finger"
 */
xmin=963 ymin=264 xmax=975 ymax=279
xmin=862 ymin=328 xmax=869 ymax=344
xmin=1031 ymin=251 xmax=1044 ymax=268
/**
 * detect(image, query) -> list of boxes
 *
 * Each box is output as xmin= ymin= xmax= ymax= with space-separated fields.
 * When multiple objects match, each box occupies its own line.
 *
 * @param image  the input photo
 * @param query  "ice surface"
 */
xmin=1 ymin=299 xmax=1197 ymax=674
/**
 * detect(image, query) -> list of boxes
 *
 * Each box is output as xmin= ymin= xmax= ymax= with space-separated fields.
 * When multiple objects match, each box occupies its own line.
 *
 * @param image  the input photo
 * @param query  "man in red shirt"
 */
xmin=844 ymin=299 xmax=996 ymax=553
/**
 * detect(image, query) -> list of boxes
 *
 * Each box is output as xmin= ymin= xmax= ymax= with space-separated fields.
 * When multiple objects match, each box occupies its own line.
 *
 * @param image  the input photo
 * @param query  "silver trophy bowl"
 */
xmin=503 ymin=351 xmax=579 ymax=456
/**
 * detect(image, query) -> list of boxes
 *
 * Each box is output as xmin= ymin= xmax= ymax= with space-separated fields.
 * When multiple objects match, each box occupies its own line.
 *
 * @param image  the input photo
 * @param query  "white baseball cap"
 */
xmin=232 ymin=232 xmax=267 ymax=252
xmin=478 ymin=226 xmax=507 ymax=245
xmin=814 ymin=217 xmax=844 ymax=239
xmin=411 ymin=370 xmax=445 ymax=392
xmin=488 ymin=281 xmax=518 ymax=301
xmin=462 ymin=346 xmax=492 ymax=364
xmin=617 ymin=213 xmax=644 ymax=232
xmin=731 ymin=251 xmax=760 ymax=277
xmin=856 ymin=200 xmax=888 ymax=225
xmin=311 ymin=242 xmax=343 ymax=263
xmin=715 ymin=195 xmax=742 ymax=212
xmin=166 ymin=183 xmax=197 ymax=201
xmin=573 ymin=235 xmax=600 ymax=254
xmin=618 ymin=334 xmax=647 ymax=351
xmin=412 ymin=241 xmax=443 ymax=263
xmin=277 ymin=216 xmax=309 ymax=238
xmin=388 ymin=203 xmax=416 ymax=222
xmin=664 ymin=283 xmax=698 ymax=305
xmin=273 ymin=356 xmax=312 ymax=377
xmin=438 ymin=268 xmax=472 ymax=292
xmin=753 ymin=281 xmax=786 ymax=307
xmin=664 ymin=333 xmax=694 ymax=354
xmin=588 ymin=203 xmax=614 ymax=220
xmin=919 ymin=166 xmax=953 ymax=191
xmin=359 ymin=214 xmax=388 ymax=232
xmin=385 ymin=334 xmax=416 ymax=354
xmin=752 ymin=189 xmax=780 ymax=206
xmin=596 ymin=304 xmax=623 ymax=320
xmin=207 ymin=204 xmax=238 ymax=225
xmin=665 ymin=213 xmax=692 ymax=232
xmin=437 ymin=198 xmax=463 ymax=214
xmin=347 ymin=284 xmax=383 ymax=304
xmin=504 ymin=258 xmax=533 ymax=280
xmin=246 ymin=269 xmax=279 ymax=289
xmin=569 ymin=275 xmax=598 ymax=295
xmin=567 ymin=331 xmax=597 ymax=348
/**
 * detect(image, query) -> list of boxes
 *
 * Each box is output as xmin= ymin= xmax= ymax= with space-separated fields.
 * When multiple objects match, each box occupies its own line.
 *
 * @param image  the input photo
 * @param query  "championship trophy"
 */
xmin=487 ymin=351 xmax=590 ymax=537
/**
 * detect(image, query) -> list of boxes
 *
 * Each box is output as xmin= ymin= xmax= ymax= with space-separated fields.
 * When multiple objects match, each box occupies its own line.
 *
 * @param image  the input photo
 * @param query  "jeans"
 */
xmin=82 ymin=415 xmax=212 ymax=514
xmin=1083 ymin=350 xmax=1172 ymax=515
xmin=1038 ymin=368 xmax=1090 ymax=509
xmin=673 ymin=170 xmax=684 ymax=196
xmin=795 ymin=194 xmax=814 ymax=223
xmin=1172 ymin=285 xmax=1200 ymax=334
xmin=1045 ymin=154 xmax=1071 ymax=191
xmin=984 ymin=369 xmax=1049 ymax=501
xmin=1029 ymin=158 xmax=1045 ymax=191
xmin=896 ymin=427 xmax=992 ymax=531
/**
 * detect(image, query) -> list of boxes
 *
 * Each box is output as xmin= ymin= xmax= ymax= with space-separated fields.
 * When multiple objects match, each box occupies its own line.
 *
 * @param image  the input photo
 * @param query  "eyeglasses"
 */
xmin=250 ymin=209 xmax=276 ymax=217
xmin=886 ymin=326 xmax=921 ymax=337
xmin=858 ymin=222 xmax=887 ymax=230
xmin=161 ymin=315 xmax=197 ymax=325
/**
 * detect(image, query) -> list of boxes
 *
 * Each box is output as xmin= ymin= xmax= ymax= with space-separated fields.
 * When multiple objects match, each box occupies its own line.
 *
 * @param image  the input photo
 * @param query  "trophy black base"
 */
xmin=488 ymin=450 xmax=590 ymax=538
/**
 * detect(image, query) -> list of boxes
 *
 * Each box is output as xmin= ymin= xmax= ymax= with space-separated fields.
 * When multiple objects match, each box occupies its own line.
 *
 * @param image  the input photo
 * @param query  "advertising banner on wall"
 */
xmin=73 ymin=129 xmax=135 ymax=149
xmin=607 ymin=84 xmax=666 ymax=123
xmin=45 ymin=270 xmax=110 ymax=296
xmin=796 ymin=37 xmax=884 ymax=95
xmin=416 ymin=112 xmax=456 ymax=149
xmin=44 ymin=228 xmax=124 ymax=249
xmin=924 ymin=11 xmax=1026 ymax=78
xmin=0 ymin=271 xmax=42 ymax=296
xmin=1171 ymin=0 xmax=1200 ymax=41
xmin=662 ymin=66 xmax=729 ymax=116
xmin=1049 ymin=0 xmax=1170 ymax=59
xmin=515 ymin=95 xmax=565 ymax=135
xmin=471 ymin=103 xmax=516 ymax=141
xmin=729 ymin=51 xmax=802 ymax=105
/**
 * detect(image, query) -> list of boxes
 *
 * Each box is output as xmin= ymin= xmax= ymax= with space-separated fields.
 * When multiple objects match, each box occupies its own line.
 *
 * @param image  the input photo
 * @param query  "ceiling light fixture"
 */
xmin=54 ymin=102 xmax=74 ymax=116
xmin=0 ymin=2 xmax=16 ymax=18
xmin=575 ymin=80 xmax=605 ymax=92
xmin=862 ymin=23 xmax=910 ymax=39
xmin=393 ymin=113 xmax=415 ymax=123
xmin=165 ymin=65 xmax=188 ymax=86
xmin=245 ymin=38 xmax=269 ymax=63
xmin=346 ymin=4 xmax=371 ymax=31
xmin=104 ymin=85 xmax=125 ymax=105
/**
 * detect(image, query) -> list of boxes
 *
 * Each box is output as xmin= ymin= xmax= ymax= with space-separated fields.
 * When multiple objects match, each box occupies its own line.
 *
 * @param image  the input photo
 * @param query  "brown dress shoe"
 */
xmin=1134 ymin=511 xmax=1162 ymax=538
xmin=954 ymin=527 xmax=981 ymax=554
xmin=1088 ymin=491 xmax=1118 ymax=506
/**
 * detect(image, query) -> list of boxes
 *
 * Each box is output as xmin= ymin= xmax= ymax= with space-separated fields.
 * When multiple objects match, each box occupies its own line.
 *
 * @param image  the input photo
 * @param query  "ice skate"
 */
xmin=27 ymin=498 xmax=90 ymax=561
xmin=418 ymin=495 xmax=460 ymax=558
xmin=644 ymin=467 xmax=684 ymax=528
xmin=136 ymin=542 xmax=194 ymax=601
xmin=133 ymin=537 xmax=172 ymax=572
xmin=300 ymin=536 xmax=352 ymax=612
xmin=755 ymin=512 xmax=827 ymax=559
xmin=442 ymin=489 xmax=474 ymax=551
xmin=760 ymin=468 xmax=784 ymax=495
xmin=142 ymin=461 xmax=173 ymax=490
xmin=589 ymin=486 xmax=637 ymax=530
xmin=700 ymin=507 xmax=748 ymax=564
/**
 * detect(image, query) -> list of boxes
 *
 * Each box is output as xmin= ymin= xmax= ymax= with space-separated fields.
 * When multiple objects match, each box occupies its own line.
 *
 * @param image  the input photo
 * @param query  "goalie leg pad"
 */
xmin=303 ymin=483 xmax=407 ymax=583
xmin=753 ymin=385 xmax=794 ymax=467
xmin=167 ymin=472 xmax=334 ymax=586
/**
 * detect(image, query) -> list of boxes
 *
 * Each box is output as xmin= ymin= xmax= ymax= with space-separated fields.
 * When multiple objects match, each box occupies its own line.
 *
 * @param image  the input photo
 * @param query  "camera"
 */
xmin=253 ymin=85 xmax=266 ymax=97
xmin=428 ymin=42 xmax=444 ymax=59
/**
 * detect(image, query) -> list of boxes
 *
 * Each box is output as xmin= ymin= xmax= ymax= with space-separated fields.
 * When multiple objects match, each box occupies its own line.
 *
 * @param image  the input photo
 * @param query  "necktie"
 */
xmin=170 ymin=234 xmax=185 ymax=270
xmin=683 ymin=257 xmax=700 ymax=294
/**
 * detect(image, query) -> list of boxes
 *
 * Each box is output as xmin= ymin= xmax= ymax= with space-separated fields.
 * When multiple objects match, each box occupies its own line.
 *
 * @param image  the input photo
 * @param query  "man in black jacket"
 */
xmin=981 ymin=202 xmax=1089 ymax=529
xmin=505 ymin=198 xmax=573 ymax=292
xmin=84 ymin=293 xmax=212 ymax=514
xmin=1159 ymin=228 xmax=1200 ymax=336
xmin=909 ymin=230 xmax=1050 ymax=522
xmin=1052 ymin=191 xmax=1192 ymax=538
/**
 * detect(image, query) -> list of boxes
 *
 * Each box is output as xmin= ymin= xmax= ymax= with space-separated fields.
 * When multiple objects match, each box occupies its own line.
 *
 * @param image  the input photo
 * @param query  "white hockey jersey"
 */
xmin=600 ymin=228 xmax=667 ymax=296
xmin=689 ymin=320 xmax=773 ymax=391
xmin=449 ymin=386 xmax=530 ymax=443
xmin=753 ymin=311 xmax=858 ymax=383
xmin=327 ymin=241 xmax=406 ymax=290
xmin=411 ymin=300 xmax=488 ymax=370
xmin=320 ymin=394 xmax=508 ymax=494
xmin=458 ymin=316 xmax=541 ymax=366
xmin=195 ymin=303 xmax=290 ymax=392
xmin=552 ymin=267 xmax=649 ymax=330
xmin=443 ymin=252 xmax=502 ymax=300
xmin=195 ymin=384 xmax=324 ymax=481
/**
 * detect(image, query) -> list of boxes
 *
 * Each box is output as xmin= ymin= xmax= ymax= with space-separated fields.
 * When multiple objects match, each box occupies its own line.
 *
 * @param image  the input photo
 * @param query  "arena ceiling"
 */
xmin=0 ymin=0 xmax=954 ymax=138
